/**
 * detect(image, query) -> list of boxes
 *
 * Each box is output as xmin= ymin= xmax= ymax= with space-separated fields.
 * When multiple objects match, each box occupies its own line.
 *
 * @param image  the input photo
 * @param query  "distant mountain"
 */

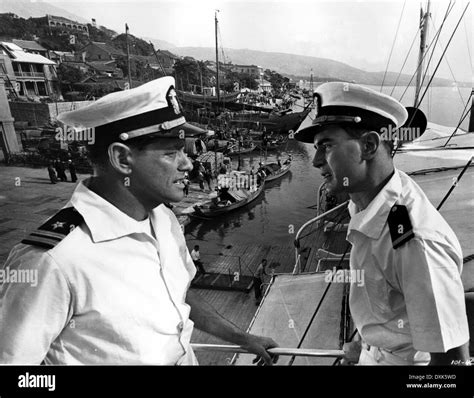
xmin=0 ymin=0 xmax=88 ymax=23
xmin=143 ymin=37 xmax=177 ymax=51
xmin=173 ymin=46 xmax=458 ymax=87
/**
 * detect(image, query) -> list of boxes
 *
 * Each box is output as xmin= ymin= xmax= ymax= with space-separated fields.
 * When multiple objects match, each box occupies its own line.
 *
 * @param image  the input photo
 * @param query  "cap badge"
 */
xmin=167 ymin=88 xmax=181 ymax=115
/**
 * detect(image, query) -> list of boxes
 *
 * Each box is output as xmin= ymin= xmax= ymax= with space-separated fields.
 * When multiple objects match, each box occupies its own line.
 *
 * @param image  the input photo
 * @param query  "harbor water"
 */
xmin=185 ymin=86 xmax=471 ymax=260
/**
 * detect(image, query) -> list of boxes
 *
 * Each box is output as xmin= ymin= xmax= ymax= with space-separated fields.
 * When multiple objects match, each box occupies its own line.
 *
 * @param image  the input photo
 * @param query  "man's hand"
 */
xmin=186 ymin=290 xmax=279 ymax=365
xmin=241 ymin=334 xmax=279 ymax=366
xmin=341 ymin=341 xmax=361 ymax=366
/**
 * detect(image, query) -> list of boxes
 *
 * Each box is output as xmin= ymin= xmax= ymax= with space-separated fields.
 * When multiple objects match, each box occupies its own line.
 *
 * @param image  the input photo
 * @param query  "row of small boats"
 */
xmin=210 ymin=135 xmax=288 ymax=156
xmin=192 ymin=158 xmax=292 ymax=218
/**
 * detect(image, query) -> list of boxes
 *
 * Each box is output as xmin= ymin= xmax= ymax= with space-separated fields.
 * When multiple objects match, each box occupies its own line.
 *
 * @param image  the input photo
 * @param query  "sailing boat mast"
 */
xmin=215 ymin=10 xmax=220 ymax=102
xmin=469 ymin=89 xmax=474 ymax=132
xmin=414 ymin=0 xmax=430 ymax=107
xmin=125 ymin=23 xmax=132 ymax=89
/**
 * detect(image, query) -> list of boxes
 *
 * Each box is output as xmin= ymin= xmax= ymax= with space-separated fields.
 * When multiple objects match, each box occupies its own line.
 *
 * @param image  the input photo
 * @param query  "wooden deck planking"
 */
xmin=190 ymin=287 xmax=258 ymax=365
xmin=189 ymin=243 xmax=296 ymax=365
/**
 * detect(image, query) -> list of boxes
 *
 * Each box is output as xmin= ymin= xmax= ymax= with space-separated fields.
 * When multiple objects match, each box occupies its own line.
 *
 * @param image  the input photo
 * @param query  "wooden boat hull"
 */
xmin=227 ymin=144 xmax=256 ymax=155
xmin=192 ymin=182 xmax=264 ymax=218
xmin=263 ymin=162 xmax=291 ymax=182
xmin=177 ymin=90 xmax=240 ymax=105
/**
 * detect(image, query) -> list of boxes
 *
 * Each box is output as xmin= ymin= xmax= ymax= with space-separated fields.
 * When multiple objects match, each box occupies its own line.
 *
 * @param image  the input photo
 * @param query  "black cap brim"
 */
xmin=399 ymin=107 xmax=427 ymax=143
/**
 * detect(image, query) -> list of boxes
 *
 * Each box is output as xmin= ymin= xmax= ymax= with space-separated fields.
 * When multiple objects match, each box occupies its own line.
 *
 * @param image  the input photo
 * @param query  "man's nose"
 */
xmin=179 ymin=151 xmax=193 ymax=172
xmin=312 ymin=148 xmax=326 ymax=168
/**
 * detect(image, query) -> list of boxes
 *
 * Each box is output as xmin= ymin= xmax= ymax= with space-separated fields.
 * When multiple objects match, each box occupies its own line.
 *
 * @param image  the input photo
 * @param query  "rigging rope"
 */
xmin=399 ymin=1 xmax=455 ymax=103
xmin=389 ymin=28 xmax=420 ymax=97
xmin=430 ymin=14 xmax=469 ymax=108
xmin=392 ymin=2 xmax=468 ymax=158
xmin=436 ymin=156 xmax=473 ymax=210
xmin=463 ymin=14 xmax=473 ymax=72
xmin=417 ymin=1 xmax=452 ymax=98
xmin=288 ymin=242 xmax=351 ymax=366
xmin=443 ymin=92 xmax=473 ymax=147
xmin=414 ymin=2 xmax=470 ymax=109
xmin=381 ymin=0 xmax=406 ymax=92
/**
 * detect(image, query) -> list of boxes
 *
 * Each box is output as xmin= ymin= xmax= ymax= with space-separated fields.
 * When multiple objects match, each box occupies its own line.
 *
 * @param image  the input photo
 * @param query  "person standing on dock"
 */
xmin=253 ymin=259 xmax=268 ymax=305
xmin=47 ymin=162 xmax=58 ymax=184
xmin=183 ymin=173 xmax=190 ymax=197
xmin=68 ymin=159 xmax=78 ymax=183
xmin=0 ymin=77 xmax=278 ymax=366
xmin=55 ymin=158 xmax=68 ymax=182
xmin=295 ymin=82 xmax=470 ymax=366
xmin=191 ymin=245 xmax=206 ymax=275
xmin=203 ymin=167 xmax=212 ymax=191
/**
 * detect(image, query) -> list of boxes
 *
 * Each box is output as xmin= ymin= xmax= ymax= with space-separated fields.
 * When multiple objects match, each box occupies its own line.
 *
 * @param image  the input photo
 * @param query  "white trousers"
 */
xmin=358 ymin=344 xmax=430 ymax=366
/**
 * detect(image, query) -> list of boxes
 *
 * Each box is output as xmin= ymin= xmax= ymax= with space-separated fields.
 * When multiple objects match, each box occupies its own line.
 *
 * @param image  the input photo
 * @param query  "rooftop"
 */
xmin=0 ymin=42 xmax=55 ymax=65
xmin=12 ymin=39 xmax=47 ymax=52
xmin=86 ymin=41 xmax=124 ymax=57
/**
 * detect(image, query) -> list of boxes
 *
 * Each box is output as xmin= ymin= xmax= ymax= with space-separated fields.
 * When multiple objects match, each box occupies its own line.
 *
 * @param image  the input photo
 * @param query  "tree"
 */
xmin=57 ymin=63 xmax=86 ymax=84
xmin=173 ymin=58 xmax=212 ymax=92
xmin=264 ymin=69 xmax=290 ymax=92
xmin=222 ymin=71 xmax=258 ymax=91
xmin=112 ymin=34 xmax=153 ymax=56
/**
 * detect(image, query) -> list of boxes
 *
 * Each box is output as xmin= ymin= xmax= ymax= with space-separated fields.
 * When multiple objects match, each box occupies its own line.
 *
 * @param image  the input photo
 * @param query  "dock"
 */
xmin=189 ymin=242 xmax=295 ymax=365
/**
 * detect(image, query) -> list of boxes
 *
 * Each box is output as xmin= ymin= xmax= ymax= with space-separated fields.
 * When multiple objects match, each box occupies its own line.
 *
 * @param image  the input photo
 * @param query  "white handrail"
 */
xmin=294 ymin=200 xmax=349 ymax=268
xmin=191 ymin=344 xmax=344 ymax=358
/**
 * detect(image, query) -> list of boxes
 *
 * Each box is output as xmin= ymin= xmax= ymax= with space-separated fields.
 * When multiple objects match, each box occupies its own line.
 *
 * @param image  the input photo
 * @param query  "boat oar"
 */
xmin=191 ymin=343 xmax=344 ymax=358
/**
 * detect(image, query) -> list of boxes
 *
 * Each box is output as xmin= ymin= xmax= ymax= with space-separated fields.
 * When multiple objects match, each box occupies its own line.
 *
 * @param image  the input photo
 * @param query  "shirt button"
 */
xmin=177 ymin=321 xmax=184 ymax=332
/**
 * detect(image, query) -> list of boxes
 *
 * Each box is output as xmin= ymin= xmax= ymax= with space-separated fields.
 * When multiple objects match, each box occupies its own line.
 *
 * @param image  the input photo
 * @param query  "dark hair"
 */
xmin=342 ymin=125 xmax=394 ymax=154
xmin=194 ymin=245 xmax=199 ymax=249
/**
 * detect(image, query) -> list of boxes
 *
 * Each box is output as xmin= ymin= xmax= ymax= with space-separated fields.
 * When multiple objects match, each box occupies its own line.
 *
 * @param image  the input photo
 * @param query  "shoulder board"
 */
xmin=387 ymin=204 xmax=415 ymax=249
xmin=21 ymin=207 xmax=84 ymax=249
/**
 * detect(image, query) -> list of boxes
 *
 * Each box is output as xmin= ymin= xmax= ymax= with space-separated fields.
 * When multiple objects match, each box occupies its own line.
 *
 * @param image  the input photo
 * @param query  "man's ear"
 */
xmin=359 ymin=131 xmax=380 ymax=160
xmin=107 ymin=142 xmax=134 ymax=174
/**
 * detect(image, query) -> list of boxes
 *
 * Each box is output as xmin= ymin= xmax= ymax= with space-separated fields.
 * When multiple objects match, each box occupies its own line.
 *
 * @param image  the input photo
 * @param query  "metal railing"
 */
xmin=192 ymin=344 xmax=344 ymax=360
xmin=293 ymin=200 xmax=349 ymax=271
xmin=201 ymin=252 xmax=255 ymax=279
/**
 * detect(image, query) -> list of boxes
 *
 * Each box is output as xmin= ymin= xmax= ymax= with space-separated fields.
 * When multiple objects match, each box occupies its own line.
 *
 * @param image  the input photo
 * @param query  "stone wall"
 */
xmin=9 ymin=101 xmax=94 ymax=127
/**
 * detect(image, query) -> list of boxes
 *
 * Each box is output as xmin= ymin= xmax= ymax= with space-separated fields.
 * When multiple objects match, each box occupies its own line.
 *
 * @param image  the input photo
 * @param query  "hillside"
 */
xmin=0 ymin=0 xmax=88 ymax=23
xmin=0 ymin=0 xmax=462 ymax=87
xmin=143 ymin=37 xmax=177 ymax=51
xmin=173 ymin=46 xmax=458 ymax=87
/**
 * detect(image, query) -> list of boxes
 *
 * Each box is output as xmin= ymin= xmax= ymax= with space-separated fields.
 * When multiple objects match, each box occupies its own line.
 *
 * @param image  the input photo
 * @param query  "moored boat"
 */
xmin=259 ymin=158 xmax=292 ymax=183
xmin=226 ymin=142 xmax=256 ymax=156
xmin=192 ymin=177 xmax=264 ymax=218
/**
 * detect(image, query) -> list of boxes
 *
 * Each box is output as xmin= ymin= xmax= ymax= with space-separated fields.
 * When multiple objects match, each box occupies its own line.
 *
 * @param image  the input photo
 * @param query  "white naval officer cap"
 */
xmin=295 ymin=82 xmax=415 ymax=143
xmin=57 ymin=76 xmax=205 ymax=143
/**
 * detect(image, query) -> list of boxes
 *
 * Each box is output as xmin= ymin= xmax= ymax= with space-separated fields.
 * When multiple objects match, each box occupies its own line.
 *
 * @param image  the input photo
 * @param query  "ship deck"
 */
xmin=189 ymin=242 xmax=295 ymax=365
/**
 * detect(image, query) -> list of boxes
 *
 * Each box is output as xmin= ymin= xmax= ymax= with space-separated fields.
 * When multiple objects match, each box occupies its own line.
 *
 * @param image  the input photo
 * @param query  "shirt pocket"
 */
xmin=362 ymin=268 xmax=392 ymax=318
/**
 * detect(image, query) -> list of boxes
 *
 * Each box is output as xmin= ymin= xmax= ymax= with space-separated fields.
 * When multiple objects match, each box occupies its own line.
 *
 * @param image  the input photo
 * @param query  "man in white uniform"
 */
xmin=0 ymin=77 xmax=278 ymax=365
xmin=295 ymin=82 xmax=470 ymax=365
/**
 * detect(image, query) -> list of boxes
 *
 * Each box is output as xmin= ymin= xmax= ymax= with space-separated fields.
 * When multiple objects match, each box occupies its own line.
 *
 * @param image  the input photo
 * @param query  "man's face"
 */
xmin=312 ymin=125 xmax=367 ymax=194
xmin=130 ymin=137 xmax=193 ymax=206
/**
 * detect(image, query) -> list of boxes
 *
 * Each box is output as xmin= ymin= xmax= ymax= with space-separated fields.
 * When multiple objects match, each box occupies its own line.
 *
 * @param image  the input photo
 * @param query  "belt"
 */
xmin=362 ymin=342 xmax=420 ymax=364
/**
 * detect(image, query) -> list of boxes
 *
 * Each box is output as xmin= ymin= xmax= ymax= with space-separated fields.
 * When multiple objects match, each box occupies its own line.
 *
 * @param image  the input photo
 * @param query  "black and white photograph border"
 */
xmin=0 ymin=0 xmax=473 ymax=392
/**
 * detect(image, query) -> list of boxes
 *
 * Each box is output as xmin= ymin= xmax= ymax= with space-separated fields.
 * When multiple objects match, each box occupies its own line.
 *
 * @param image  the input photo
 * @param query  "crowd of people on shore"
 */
xmin=47 ymin=158 xmax=77 ymax=184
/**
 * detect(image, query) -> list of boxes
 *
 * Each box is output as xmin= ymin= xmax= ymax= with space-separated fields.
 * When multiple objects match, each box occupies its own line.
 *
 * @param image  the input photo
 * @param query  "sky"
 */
xmin=44 ymin=0 xmax=472 ymax=81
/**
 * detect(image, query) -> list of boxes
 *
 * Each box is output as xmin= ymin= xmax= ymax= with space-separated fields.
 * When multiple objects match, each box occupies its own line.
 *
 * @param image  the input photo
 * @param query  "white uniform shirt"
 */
xmin=190 ymin=249 xmax=200 ymax=262
xmin=347 ymin=169 xmax=469 ymax=358
xmin=0 ymin=181 xmax=197 ymax=365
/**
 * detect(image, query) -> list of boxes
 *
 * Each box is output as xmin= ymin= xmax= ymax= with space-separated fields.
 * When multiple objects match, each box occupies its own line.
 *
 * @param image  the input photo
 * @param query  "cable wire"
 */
xmin=381 ymin=0 xmax=407 ymax=91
